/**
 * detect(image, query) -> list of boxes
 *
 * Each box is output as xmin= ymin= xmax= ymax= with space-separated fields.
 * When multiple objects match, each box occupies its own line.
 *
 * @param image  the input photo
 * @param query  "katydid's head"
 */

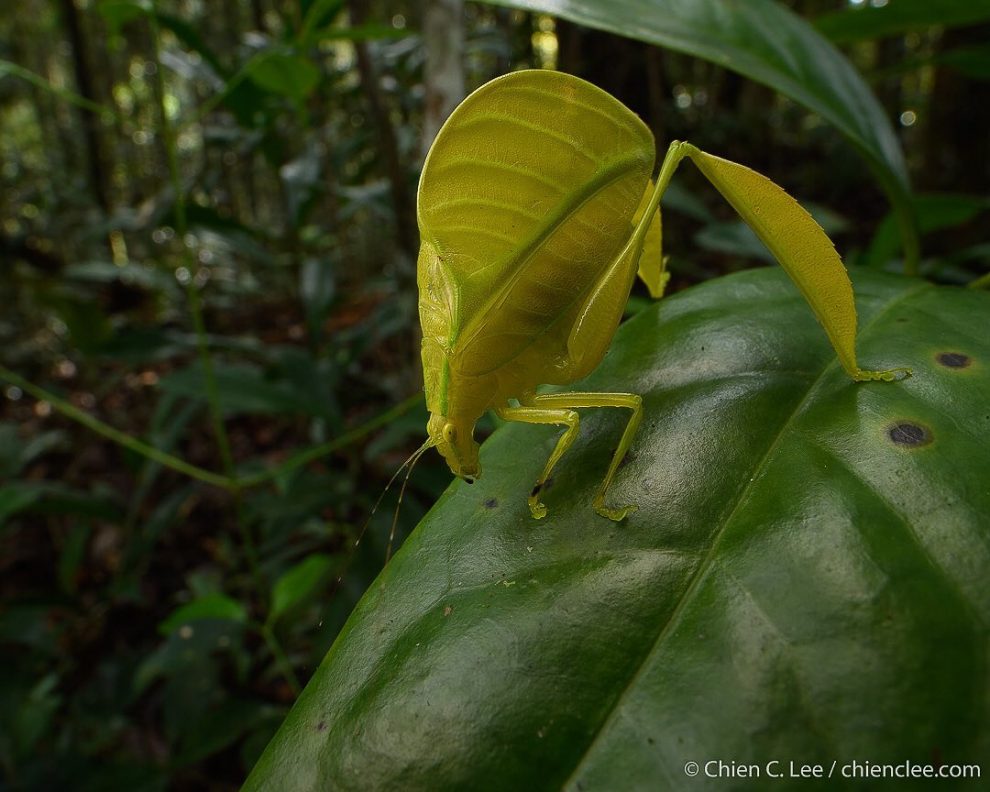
xmin=427 ymin=413 xmax=480 ymax=482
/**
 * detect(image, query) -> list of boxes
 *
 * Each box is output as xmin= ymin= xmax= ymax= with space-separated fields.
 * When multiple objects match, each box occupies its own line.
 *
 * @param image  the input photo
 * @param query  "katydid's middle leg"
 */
xmin=526 ymin=393 xmax=643 ymax=521
xmin=498 ymin=392 xmax=643 ymax=521
xmin=494 ymin=404 xmax=580 ymax=520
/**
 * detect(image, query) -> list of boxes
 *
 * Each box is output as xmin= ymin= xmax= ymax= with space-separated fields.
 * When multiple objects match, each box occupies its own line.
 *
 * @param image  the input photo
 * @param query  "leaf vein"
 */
xmin=456 ymin=112 xmax=600 ymax=164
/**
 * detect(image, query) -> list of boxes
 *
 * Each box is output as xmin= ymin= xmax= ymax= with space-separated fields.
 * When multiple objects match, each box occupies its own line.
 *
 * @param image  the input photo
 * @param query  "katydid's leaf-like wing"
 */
xmin=685 ymin=146 xmax=904 ymax=382
xmin=417 ymin=70 xmax=654 ymax=377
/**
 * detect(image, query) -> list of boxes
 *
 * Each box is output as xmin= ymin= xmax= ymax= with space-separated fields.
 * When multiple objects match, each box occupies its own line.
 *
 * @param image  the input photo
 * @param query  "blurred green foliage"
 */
xmin=0 ymin=0 xmax=988 ymax=789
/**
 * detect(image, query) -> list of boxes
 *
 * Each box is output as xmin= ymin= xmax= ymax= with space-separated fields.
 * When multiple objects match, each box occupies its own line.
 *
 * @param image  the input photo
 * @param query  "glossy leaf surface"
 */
xmin=246 ymin=268 xmax=990 ymax=790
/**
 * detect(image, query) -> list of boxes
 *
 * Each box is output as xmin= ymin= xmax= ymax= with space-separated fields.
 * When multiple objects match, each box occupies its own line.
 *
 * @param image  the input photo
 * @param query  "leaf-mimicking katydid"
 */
xmin=416 ymin=69 xmax=906 ymax=522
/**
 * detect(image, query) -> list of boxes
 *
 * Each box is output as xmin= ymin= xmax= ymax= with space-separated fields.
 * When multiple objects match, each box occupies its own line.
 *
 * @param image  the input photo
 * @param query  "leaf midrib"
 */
xmin=560 ymin=279 xmax=932 ymax=787
xmin=449 ymin=154 xmax=648 ymax=352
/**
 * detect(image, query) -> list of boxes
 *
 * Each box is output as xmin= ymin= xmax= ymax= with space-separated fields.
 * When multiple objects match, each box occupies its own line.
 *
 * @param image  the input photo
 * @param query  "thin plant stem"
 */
xmin=0 ymin=364 xmax=235 ymax=489
xmin=0 ymin=363 xmax=424 ymax=492
xmin=148 ymin=3 xmax=262 ymax=594
xmin=238 ymin=393 xmax=424 ymax=488
xmin=0 ymin=58 xmax=120 ymax=120
xmin=258 ymin=622 xmax=302 ymax=696
xmin=149 ymin=6 xmax=237 ymax=486
xmin=892 ymin=187 xmax=921 ymax=278
xmin=180 ymin=51 xmax=266 ymax=132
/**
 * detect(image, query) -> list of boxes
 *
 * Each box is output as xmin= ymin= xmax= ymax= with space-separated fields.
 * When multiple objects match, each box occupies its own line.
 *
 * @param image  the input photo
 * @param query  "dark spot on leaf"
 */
xmin=484 ymin=497 xmax=498 ymax=509
xmin=619 ymin=451 xmax=637 ymax=469
xmin=888 ymin=422 xmax=932 ymax=447
xmin=936 ymin=351 xmax=971 ymax=368
xmin=316 ymin=720 xmax=327 ymax=732
xmin=530 ymin=483 xmax=542 ymax=497
xmin=544 ymin=476 xmax=554 ymax=490
xmin=647 ymin=736 xmax=655 ymax=745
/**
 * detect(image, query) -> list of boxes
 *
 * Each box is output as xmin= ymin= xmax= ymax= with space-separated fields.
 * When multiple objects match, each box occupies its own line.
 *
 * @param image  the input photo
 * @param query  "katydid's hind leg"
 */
xmin=495 ymin=405 xmax=580 ymax=519
xmin=564 ymin=243 xmax=640 ymax=382
xmin=528 ymin=393 xmax=642 ymax=521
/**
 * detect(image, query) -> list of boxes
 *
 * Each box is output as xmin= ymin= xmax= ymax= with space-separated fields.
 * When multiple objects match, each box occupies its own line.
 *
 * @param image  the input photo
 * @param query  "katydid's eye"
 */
xmin=443 ymin=423 xmax=456 ymax=443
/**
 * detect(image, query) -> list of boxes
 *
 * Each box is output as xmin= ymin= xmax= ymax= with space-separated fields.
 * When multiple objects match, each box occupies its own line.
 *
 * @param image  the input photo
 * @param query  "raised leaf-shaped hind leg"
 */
xmin=680 ymin=143 xmax=910 ymax=381
xmin=636 ymin=141 xmax=910 ymax=382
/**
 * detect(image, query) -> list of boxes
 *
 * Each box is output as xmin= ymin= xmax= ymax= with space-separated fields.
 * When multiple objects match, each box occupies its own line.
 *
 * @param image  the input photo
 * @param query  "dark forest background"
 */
xmin=1 ymin=1 xmax=988 ymax=789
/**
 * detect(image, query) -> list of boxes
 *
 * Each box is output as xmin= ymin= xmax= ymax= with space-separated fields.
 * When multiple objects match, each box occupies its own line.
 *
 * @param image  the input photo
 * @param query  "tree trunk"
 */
xmin=421 ymin=0 xmax=465 ymax=160
xmin=57 ymin=0 xmax=112 ymax=216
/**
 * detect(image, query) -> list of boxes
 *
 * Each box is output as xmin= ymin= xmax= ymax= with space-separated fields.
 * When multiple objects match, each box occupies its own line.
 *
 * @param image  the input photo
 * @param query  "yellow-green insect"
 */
xmin=416 ymin=69 xmax=902 ymax=521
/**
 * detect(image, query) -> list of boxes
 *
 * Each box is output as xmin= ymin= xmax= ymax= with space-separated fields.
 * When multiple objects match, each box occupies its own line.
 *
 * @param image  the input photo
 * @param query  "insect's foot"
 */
xmin=854 ymin=366 xmax=912 ymax=382
xmin=528 ymin=497 xmax=548 ymax=520
xmin=595 ymin=502 xmax=637 ymax=522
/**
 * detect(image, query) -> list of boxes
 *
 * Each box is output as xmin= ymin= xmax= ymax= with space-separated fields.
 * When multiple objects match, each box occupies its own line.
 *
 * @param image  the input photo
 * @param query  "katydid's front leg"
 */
xmin=496 ymin=392 xmax=643 ymax=522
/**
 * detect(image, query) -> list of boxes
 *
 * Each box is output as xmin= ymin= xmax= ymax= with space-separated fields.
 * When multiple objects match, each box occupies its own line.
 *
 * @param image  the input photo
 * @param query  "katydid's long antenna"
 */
xmin=385 ymin=440 xmax=431 ymax=563
xmin=353 ymin=436 xmax=434 ymax=551
xmin=332 ymin=436 xmax=435 ymax=597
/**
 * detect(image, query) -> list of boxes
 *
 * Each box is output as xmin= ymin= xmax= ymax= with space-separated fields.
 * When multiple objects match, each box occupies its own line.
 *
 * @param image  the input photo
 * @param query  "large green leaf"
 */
xmin=245 ymin=268 xmax=989 ymax=790
xmin=269 ymin=555 xmax=337 ymax=625
xmin=158 ymin=594 xmax=248 ymax=636
xmin=477 ymin=0 xmax=917 ymax=267
xmin=248 ymin=52 xmax=320 ymax=101
xmin=815 ymin=0 xmax=990 ymax=43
